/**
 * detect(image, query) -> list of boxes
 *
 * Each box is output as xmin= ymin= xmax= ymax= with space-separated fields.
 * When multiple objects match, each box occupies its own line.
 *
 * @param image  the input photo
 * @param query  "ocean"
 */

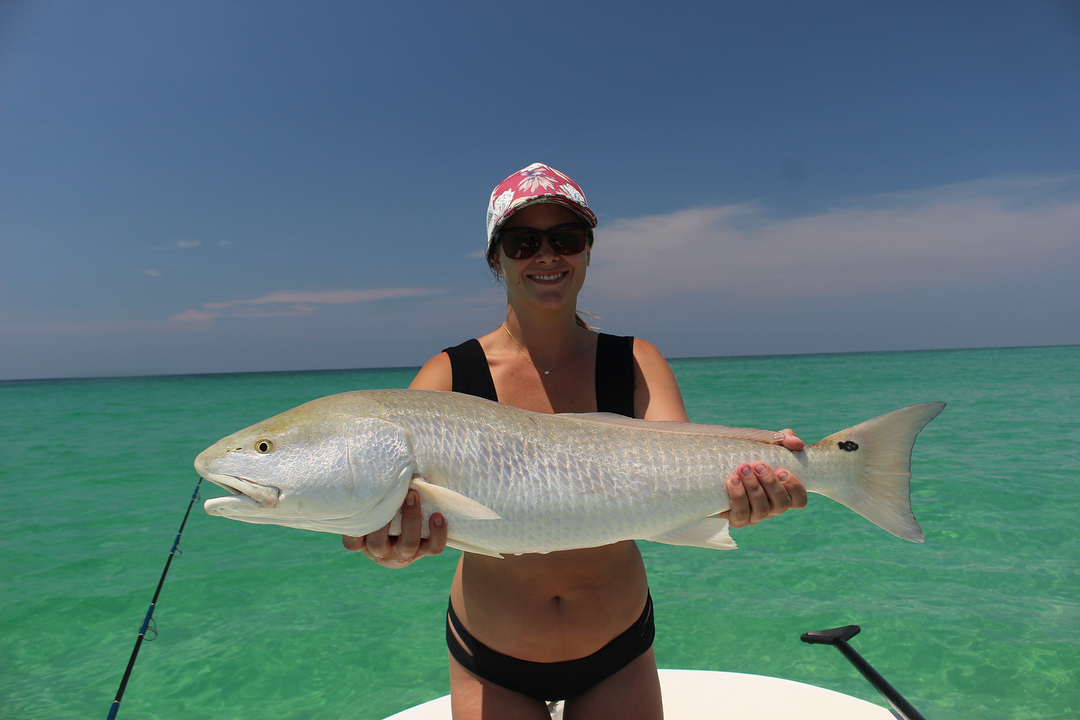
xmin=1 ymin=346 xmax=1077 ymax=719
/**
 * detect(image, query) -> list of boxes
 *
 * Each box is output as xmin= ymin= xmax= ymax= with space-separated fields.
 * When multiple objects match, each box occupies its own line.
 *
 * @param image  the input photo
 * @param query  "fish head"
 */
xmin=195 ymin=395 xmax=415 ymax=535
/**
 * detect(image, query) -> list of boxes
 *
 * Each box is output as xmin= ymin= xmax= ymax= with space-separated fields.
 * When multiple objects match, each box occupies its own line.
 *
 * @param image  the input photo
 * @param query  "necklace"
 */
xmin=501 ymin=324 xmax=573 ymax=376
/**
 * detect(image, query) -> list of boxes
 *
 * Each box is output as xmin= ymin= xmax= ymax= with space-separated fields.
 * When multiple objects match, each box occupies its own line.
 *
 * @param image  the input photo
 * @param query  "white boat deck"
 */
xmin=383 ymin=669 xmax=900 ymax=719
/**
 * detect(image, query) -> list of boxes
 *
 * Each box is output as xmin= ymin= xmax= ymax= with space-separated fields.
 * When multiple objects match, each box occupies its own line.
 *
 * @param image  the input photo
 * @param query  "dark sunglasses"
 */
xmin=496 ymin=222 xmax=591 ymax=259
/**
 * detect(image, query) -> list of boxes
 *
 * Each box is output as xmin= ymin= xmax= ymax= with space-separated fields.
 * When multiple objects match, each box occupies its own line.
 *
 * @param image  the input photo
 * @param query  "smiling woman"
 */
xmin=341 ymin=163 xmax=808 ymax=719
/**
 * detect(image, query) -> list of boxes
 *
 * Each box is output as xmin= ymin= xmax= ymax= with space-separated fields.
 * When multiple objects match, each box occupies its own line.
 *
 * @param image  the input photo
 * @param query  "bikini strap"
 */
xmin=443 ymin=339 xmax=498 ymax=402
xmin=595 ymin=334 xmax=635 ymax=417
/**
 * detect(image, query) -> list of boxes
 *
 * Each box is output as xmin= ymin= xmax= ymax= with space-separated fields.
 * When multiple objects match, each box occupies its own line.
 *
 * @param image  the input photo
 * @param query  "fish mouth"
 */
xmin=201 ymin=472 xmax=282 ymax=511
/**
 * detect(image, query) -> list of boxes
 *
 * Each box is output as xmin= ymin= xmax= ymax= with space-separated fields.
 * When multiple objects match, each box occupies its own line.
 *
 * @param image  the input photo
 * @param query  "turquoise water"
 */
xmin=2 ymin=346 xmax=1077 ymax=719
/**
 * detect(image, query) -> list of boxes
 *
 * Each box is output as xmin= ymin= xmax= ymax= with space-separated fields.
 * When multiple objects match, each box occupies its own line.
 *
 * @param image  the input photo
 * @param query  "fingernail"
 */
xmin=434 ymin=515 xmax=444 ymax=527
xmin=755 ymin=463 xmax=768 ymax=475
xmin=777 ymin=471 xmax=789 ymax=482
xmin=731 ymin=476 xmax=742 ymax=487
xmin=740 ymin=466 xmax=752 ymax=478
xmin=406 ymin=493 xmax=415 ymax=506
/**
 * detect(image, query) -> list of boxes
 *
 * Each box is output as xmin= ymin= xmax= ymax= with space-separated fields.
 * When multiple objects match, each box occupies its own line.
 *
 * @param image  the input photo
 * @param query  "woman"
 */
xmin=344 ymin=163 xmax=807 ymax=719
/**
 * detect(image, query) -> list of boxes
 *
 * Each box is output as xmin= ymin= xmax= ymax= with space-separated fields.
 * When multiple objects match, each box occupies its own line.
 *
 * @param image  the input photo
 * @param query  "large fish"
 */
xmin=195 ymin=390 xmax=944 ymax=556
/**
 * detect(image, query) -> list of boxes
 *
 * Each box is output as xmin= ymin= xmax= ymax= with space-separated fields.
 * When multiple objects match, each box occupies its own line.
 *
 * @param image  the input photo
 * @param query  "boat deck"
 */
xmin=383 ymin=669 xmax=899 ymax=719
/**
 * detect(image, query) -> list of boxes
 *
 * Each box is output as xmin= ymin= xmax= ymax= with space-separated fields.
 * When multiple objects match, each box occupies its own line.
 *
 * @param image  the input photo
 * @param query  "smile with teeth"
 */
xmin=529 ymin=271 xmax=567 ymax=281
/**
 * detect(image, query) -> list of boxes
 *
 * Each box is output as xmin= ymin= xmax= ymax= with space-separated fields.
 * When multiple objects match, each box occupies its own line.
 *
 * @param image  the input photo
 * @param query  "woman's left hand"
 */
xmin=719 ymin=430 xmax=808 ymax=528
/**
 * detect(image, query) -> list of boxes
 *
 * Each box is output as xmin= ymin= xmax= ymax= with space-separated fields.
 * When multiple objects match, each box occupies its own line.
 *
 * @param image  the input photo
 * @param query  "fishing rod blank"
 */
xmin=801 ymin=624 xmax=928 ymax=720
xmin=106 ymin=476 xmax=203 ymax=720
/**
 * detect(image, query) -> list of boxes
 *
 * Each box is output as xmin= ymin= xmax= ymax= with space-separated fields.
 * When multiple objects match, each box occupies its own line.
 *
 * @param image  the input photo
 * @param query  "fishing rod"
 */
xmin=106 ymin=476 xmax=203 ymax=720
xmin=801 ymin=624 xmax=928 ymax=720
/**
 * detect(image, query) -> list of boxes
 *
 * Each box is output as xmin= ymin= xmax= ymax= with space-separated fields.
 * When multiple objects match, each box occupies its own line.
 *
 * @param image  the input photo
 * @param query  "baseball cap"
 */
xmin=485 ymin=163 xmax=597 ymax=255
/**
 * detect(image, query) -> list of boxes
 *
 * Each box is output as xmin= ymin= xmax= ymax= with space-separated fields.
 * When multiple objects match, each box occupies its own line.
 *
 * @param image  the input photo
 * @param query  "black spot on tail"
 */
xmin=838 ymin=440 xmax=860 ymax=452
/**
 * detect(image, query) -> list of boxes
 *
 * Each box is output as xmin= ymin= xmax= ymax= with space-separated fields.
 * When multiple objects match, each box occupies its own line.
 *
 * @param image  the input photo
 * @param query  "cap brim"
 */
xmin=487 ymin=197 xmax=597 ymax=252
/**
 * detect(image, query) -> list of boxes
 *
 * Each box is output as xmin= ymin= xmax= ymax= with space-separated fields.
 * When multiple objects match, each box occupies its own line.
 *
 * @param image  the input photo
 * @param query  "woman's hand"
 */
xmin=720 ymin=461 xmax=808 ymax=528
xmin=775 ymin=428 xmax=804 ymax=452
xmin=720 ymin=430 xmax=807 ymax=528
xmin=342 ymin=489 xmax=448 ymax=568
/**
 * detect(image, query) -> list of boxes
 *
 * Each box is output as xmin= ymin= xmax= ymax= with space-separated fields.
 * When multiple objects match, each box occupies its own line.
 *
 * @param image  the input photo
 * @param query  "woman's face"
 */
xmin=493 ymin=203 xmax=591 ymax=313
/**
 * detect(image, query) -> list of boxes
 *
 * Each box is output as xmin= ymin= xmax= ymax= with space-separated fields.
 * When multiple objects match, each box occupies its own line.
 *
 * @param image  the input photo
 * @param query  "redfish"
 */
xmin=195 ymin=390 xmax=944 ymax=556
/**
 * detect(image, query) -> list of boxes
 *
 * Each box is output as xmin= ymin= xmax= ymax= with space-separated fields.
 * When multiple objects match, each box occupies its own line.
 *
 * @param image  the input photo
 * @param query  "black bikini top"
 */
xmin=441 ymin=333 xmax=636 ymax=418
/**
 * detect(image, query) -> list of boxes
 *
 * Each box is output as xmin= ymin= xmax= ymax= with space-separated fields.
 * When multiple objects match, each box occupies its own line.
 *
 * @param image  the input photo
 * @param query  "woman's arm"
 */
xmin=633 ymin=338 xmax=691 ymax=423
xmin=340 ymin=354 xmax=452 ymax=567
xmin=632 ymin=338 xmax=807 ymax=528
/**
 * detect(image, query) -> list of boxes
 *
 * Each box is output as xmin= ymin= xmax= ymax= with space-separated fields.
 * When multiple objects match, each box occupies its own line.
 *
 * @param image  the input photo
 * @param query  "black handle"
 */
xmin=801 ymin=625 xmax=928 ymax=720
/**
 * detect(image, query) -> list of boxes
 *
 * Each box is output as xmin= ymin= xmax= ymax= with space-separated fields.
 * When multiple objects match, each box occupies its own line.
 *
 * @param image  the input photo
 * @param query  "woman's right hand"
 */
xmin=720 ymin=461 xmax=807 ymax=528
xmin=342 ymin=489 xmax=448 ymax=568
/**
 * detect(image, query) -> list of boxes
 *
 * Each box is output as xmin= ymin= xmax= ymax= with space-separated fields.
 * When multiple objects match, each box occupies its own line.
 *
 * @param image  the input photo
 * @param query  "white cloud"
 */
xmin=160 ymin=288 xmax=449 ymax=327
xmin=155 ymin=240 xmax=202 ymax=250
xmin=170 ymin=310 xmax=217 ymax=324
xmin=0 ymin=320 xmax=153 ymax=337
xmin=588 ymin=174 xmax=1080 ymax=304
xmin=202 ymin=287 xmax=441 ymax=311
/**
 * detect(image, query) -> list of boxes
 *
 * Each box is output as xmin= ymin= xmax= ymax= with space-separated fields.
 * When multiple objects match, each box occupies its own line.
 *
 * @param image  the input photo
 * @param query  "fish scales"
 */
xmin=196 ymin=389 xmax=945 ymax=556
xmin=380 ymin=395 xmax=730 ymax=548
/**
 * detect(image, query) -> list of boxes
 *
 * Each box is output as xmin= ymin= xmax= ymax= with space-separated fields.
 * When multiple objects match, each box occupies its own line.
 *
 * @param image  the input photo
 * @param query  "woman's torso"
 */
xmin=444 ymin=330 xmax=650 ymax=662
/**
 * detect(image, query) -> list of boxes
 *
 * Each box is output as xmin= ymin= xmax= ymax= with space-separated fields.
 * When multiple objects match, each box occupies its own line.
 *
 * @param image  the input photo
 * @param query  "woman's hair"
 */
xmin=574 ymin=312 xmax=597 ymax=330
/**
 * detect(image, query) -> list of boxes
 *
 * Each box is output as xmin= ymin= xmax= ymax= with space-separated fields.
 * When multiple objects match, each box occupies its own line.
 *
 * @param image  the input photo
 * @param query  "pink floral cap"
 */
xmin=485 ymin=163 xmax=597 ymax=254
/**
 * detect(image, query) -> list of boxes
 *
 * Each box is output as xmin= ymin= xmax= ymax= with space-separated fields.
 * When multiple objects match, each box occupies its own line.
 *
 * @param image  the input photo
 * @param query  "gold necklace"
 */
xmin=501 ymin=324 xmax=573 ymax=376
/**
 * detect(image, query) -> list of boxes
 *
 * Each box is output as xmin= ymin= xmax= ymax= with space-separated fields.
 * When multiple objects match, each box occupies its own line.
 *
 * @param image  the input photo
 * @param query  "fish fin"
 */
xmin=410 ymin=478 xmax=501 ymax=520
xmin=647 ymin=518 xmax=737 ymax=550
xmin=561 ymin=413 xmax=784 ymax=443
xmin=811 ymin=402 xmax=946 ymax=543
xmin=444 ymin=538 xmax=505 ymax=559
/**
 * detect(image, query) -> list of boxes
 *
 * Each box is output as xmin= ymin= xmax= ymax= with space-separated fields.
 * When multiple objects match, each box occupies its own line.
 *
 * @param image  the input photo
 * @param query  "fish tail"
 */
xmin=810 ymin=402 xmax=945 ymax=543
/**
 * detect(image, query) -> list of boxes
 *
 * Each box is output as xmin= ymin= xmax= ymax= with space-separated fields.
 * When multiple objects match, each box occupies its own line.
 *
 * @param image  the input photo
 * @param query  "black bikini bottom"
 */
xmin=445 ymin=592 xmax=655 ymax=702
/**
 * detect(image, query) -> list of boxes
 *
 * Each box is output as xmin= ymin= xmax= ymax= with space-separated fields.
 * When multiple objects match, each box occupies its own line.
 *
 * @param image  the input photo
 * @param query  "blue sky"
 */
xmin=2 ymin=0 xmax=1077 ymax=380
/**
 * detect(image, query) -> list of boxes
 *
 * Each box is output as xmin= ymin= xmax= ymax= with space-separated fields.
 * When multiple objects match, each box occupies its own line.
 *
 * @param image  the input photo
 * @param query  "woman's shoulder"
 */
xmin=410 ymin=336 xmax=498 ymax=395
xmin=630 ymin=337 xmax=689 ymax=422
xmin=630 ymin=337 xmax=677 ymax=385
xmin=409 ymin=352 xmax=453 ymax=391
xmin=631 ymin=337 xmax=668 ymax=365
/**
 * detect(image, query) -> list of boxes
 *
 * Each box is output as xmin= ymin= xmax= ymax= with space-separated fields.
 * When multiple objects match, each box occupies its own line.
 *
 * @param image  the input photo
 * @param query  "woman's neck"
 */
xmin=502 ymin=306 xmax=585 ymax=365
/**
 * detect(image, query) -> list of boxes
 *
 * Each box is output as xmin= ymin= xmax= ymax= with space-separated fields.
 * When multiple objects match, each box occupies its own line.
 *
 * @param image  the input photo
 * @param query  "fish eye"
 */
xmin=255 ymin=439 xmax=275 ymax=454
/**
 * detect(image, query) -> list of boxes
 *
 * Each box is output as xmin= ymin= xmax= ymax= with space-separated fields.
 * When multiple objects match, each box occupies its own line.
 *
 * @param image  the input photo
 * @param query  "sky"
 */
xmin=1 ymin=0 xmax=1078 ymax=381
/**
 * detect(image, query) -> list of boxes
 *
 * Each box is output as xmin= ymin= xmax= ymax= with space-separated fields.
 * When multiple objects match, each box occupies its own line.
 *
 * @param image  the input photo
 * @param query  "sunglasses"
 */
xmin=497 ymin=222 xmax=591 ymax=260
